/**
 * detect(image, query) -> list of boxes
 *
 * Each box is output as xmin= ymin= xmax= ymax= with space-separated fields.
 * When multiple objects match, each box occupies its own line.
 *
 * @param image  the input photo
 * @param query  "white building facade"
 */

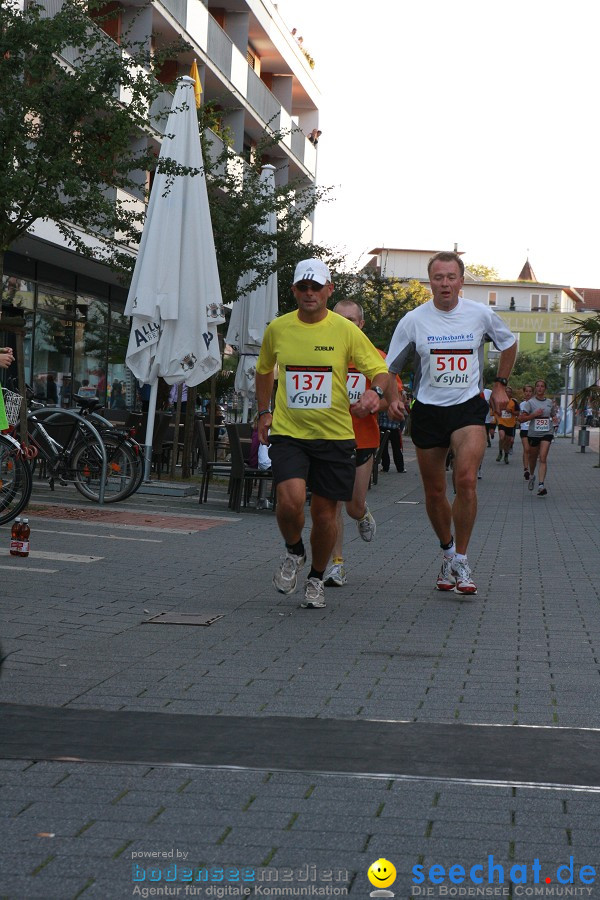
xmin=2 ymin=0 xmax=320 ymax=409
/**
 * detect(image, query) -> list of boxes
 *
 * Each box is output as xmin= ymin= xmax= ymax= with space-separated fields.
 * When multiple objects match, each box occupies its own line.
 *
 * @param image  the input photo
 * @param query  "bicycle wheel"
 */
xmin=70 ymin=433 xmax=139 ymax=503
xmin=0 ymin=435 xmax=33 ymax=526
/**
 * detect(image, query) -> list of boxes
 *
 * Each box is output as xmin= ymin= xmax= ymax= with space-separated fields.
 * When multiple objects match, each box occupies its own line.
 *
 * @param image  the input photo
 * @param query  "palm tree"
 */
xmin=565 ymin=315 xmax=600 ymax=412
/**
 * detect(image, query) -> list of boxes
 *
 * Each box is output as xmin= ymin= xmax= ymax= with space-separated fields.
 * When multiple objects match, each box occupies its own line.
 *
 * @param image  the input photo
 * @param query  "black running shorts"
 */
xmin=355 ymin=447 xmax=376 ymax=467
xmin=498 ymin=425 xmax=516 ymax=437
xmin=410 ymin=394 xmax=489 ymax=450
xmin=268 ymin=436 xmax=356 ymax=501
xmin=527 ymin=434 xmax=554 ymax=447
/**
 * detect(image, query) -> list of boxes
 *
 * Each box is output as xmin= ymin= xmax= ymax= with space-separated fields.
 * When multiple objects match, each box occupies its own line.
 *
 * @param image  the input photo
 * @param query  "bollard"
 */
xmin=578 ymin=426 xmax=590 ymax=453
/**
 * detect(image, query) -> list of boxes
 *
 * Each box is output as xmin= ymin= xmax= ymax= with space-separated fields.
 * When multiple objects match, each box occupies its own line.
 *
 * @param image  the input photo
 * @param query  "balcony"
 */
xmin=207 ymin=14 xmax=233 ymax=79
xmin=246 ymin=68 xmax=280 ymax=128
xmin=160 ymin=0 xmax=187 ymax=28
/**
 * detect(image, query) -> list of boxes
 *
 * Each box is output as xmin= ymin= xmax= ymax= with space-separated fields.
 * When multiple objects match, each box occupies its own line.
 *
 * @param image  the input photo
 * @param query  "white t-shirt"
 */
xmin=483 ymin=388 xmax=495 ymax=424
xmin=387 ymin=298 xmax=516 ymax=407
xmin=519 ymin=399 xmax=530 ymax=432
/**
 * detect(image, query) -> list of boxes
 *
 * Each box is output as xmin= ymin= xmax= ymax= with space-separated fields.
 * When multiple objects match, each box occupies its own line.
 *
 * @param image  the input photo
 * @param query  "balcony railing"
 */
xmin=207 ymin=15 xmax=233 ymax=80
xmin=246 ymin=69 xmax=281 ymax=128
xmin=149 ymin=88 xmax=176 ymax=136
xmin=159 ymin=0 xmax=187 ymax=28
xmin=290 ymin=127 xmax=309 ymax=166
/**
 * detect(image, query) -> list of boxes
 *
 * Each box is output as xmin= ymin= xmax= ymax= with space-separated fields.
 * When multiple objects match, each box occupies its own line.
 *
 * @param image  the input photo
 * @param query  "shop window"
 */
xmin=74 ymin=295 xmax=108 ymax=405
xmin=32 ymin=311 xmax=75 ymax=405
xmin=2 ymin=275 xmax=35 ymax=313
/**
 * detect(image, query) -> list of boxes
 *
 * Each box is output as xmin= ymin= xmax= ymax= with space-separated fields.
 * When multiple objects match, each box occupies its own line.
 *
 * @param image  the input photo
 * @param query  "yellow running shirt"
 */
xmin=257 ymin=310 xmax=388 ymax=441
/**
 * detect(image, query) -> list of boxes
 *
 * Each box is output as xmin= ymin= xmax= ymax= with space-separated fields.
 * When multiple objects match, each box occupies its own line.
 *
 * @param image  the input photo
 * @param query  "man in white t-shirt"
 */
xmin=387 ymin=251 xmax=517 ymax=596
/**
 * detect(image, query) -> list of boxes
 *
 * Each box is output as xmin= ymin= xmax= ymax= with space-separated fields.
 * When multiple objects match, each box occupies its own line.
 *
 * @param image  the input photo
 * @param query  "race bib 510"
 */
xmin=430 ymin=349 xmax=473 ymax=387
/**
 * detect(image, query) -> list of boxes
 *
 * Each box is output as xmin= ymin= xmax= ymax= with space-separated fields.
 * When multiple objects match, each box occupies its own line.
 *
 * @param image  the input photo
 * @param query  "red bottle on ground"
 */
xmin=18 ymin=518 xmax=30 ymax=558
xmin=10 ymin=517 xmax=21 ymax=556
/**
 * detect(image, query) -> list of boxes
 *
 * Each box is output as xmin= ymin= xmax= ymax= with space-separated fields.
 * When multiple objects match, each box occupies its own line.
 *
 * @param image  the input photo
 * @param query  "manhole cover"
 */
xmin=143 ymin=612 xmax=224 ymax=626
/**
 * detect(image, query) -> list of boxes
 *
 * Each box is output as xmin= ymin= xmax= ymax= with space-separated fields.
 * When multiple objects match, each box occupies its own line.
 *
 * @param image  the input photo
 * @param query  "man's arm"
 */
xmin=255 ymin=370 xmax=274 ymax=444
xmin=382 ymin=372 xmax=405 ymax=422
xmin=489 ymin=341 xmax=517 ymax=413
xmin=351 ymin=372 xmax=398 ymax=417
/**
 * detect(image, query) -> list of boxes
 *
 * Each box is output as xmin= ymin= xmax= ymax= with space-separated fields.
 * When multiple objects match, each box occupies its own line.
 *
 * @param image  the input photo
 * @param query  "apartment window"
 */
xmin=531 ymin=293 xmax=549 ymax=311
xmin=536 ymin=332 xmax=546 ymax=344
xmin=488 ymin=291 xmax=497 ymax=306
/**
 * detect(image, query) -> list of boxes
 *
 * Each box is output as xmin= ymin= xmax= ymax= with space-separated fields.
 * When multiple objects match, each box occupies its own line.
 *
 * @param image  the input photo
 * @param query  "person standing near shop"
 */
xmin=387 ymin=251 xmax=517 ymax=596
xmin=255 ymin=259 xmax=397 ymax=610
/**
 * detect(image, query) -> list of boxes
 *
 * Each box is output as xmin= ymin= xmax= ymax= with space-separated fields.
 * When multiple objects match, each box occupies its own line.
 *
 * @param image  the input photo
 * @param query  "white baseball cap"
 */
xmin=293 ymin=258 xmax=331 ymax=286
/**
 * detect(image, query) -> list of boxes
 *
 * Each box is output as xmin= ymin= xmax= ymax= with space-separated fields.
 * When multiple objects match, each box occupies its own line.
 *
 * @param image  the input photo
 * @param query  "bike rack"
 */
xmin=27 ymin=407 xmax=109 ymax=505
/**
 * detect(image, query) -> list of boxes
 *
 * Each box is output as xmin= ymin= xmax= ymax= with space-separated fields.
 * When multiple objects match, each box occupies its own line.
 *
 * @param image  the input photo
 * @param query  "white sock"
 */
xmin=454 ymin=553 xmax=467 ymax=563
xmin=442 ymin=539 xmax=455 ymax=559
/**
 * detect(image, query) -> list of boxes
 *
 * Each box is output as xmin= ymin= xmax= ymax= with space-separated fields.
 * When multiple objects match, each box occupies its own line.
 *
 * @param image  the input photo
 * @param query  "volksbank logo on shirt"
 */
xmin=427 ymin=333 xmax=474 ymax=343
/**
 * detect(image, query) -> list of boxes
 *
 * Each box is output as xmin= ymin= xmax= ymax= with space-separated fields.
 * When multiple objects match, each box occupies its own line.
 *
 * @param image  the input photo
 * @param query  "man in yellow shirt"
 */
xmin=256 ymin=259 xmax=400 ymax=609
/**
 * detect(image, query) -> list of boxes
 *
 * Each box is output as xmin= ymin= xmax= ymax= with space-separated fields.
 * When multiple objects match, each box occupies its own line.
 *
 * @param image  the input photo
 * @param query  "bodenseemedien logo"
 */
xmin=368 ymin=859 xmax=397 ymax=898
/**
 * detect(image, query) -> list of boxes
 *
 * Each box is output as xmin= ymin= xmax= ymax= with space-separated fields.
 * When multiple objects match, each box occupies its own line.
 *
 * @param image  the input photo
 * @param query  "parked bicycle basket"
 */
xmin=1 ymin=388 xmax=22 ymax=425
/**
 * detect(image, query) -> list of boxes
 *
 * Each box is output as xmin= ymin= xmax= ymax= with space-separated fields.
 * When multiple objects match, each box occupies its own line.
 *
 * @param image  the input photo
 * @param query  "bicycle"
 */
xmin=12 ymin=391 xmax=142 ymax=503
xmin=0 ymin=390 xmax=33 ymax=526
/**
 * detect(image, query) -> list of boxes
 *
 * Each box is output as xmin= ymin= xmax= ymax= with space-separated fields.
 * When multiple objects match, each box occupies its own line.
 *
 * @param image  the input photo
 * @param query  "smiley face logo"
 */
xmin=367 ymin=859 xmax=397 ymax=889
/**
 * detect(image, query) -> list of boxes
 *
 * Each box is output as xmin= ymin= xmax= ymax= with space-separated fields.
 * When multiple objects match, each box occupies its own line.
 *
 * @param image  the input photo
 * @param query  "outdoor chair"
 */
xmin=225 ymin=423 xmax=274 ymax=513
xmin=197 ymin=419 xmax=233 ymax=503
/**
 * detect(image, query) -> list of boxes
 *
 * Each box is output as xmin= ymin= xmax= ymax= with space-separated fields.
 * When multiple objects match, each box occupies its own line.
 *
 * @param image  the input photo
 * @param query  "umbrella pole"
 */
xmin=242 ymin=395 xmax=250 ymax=423
xmin=143 ymin=381 xmax=158 ymax=482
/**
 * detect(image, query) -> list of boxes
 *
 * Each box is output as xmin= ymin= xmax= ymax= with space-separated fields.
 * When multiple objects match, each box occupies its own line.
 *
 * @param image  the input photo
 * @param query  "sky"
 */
xmin=277 ymin=0 xmax=600 ymax=288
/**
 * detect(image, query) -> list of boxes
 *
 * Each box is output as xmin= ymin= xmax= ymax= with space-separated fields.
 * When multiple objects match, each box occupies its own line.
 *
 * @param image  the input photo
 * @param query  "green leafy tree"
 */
xmin=466 ymin=263 xmax=500 ymax=280
xmin=353 ymin=273 xmax=430 ymax=349
xmin=0 ymin=0 xmax=190 ymax=286
xmin=199 ymin=108 xmax=335 ymax=308
xmin=564 ymin=315 xmax=600 ymax=411
xmin=483 ymin=348 xmax=563 ymax=395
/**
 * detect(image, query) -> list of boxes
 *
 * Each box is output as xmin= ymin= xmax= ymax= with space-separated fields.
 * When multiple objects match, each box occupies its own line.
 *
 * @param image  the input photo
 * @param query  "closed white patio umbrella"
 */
xmin=125 ymin=76 xmax=224 ymax=477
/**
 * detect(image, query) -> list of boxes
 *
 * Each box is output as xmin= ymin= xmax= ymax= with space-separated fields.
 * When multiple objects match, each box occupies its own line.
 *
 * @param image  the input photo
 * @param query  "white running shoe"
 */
xmin=436 ymin=556 xmax=456 ymax=591
xmin=273 ymin=551 xmax=306 ymax=594
xmin=357 ymin=508 xmax=376 ymax=542
xmin=301 ymin=577 xmax=326 ymax=608
xmin=324 ymin=563 xmax=347 ymax=587
xmin=451 ymin=558 xmax=477 ymax=595
xmin=528 ymin=475 xmax=536 ymax=492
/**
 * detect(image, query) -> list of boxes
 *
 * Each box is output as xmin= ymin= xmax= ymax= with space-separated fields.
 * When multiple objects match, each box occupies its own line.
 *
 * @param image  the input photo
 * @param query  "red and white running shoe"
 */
xmin=436 ymin=556 xmax=456 ymax=591
xmin=451 ymin=558 xmax=477 ymax=595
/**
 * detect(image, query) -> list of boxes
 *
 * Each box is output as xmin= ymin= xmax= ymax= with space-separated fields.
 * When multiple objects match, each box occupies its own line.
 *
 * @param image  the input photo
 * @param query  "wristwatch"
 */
xmin=371 ymin=385 xmax=384 ymax=399
xmin=494 ymin=377 xmax=508 ymax=386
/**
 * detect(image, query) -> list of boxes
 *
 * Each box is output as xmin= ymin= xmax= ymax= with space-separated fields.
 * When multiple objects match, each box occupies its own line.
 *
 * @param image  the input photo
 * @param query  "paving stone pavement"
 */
xmin=1 ymin=435 xmax=600 ymax=899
